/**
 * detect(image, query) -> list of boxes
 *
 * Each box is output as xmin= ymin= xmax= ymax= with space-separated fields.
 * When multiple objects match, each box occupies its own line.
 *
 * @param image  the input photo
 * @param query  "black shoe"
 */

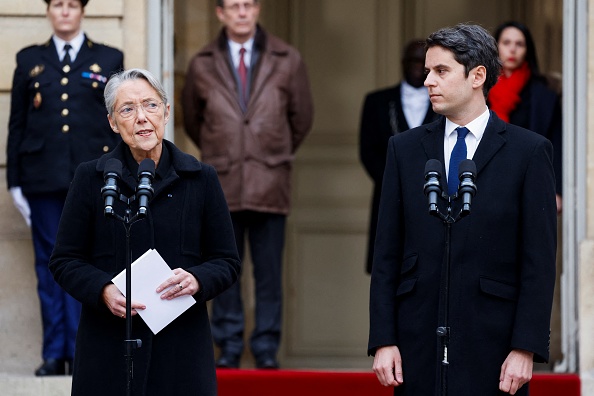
xmin=216 ymin=353 xmax=240 ymax=369
xmin=255 ymin=354 xmax=279 ymax=369
xmin=35 ymin=359 xmax=66 ymax=376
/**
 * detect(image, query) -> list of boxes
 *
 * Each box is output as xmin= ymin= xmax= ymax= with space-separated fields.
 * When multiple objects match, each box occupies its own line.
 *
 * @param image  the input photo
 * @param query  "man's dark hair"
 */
xmin=426 ymin=23 xmax=502 ymax=97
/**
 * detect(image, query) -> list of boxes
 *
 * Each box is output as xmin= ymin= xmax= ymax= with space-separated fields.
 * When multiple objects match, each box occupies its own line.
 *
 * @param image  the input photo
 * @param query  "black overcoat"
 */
xmin=49 ymin=140 xmax=240 ymax=396
xmin=368 ymin=112 xmax=556 ymax=395
xmin=359 ymin=84 xmax=438 ymax=273
xmin=508 ymin=78 xmax=563 ymax=195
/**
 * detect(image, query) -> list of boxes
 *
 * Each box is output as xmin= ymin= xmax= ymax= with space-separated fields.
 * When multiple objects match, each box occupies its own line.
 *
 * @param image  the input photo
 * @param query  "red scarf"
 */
xmin=488 ymin=62 xmax=531 ymax=122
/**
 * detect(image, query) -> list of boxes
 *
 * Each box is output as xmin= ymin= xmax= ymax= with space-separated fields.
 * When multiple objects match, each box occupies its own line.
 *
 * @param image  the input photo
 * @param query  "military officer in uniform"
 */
xmin=6 ymin=0 xmax=123 ymax=376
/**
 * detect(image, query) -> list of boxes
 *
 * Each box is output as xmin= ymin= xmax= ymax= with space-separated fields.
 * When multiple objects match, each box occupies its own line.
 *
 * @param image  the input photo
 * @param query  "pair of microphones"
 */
xmin=424 ymin=159 xmax=477 ymax=217
xmin=101 ymin=158 xmax=155 ymax=217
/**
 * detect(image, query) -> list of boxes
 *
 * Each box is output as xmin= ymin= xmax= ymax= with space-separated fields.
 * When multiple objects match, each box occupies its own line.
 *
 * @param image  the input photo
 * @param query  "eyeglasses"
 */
xmin=223 ymin=2 xmax=256 ymax=13
xmin=116 ymin=100 xmax=163 ymax=119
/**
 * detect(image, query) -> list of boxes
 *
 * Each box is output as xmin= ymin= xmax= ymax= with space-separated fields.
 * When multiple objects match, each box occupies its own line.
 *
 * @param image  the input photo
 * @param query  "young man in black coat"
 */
xmin=368 ymin=24 xmax=556 ymax=395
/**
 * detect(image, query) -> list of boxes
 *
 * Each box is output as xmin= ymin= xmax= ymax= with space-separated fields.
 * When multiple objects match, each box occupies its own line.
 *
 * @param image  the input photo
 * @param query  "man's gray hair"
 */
xmin=216 ymin=0 xmax=259 ymax=8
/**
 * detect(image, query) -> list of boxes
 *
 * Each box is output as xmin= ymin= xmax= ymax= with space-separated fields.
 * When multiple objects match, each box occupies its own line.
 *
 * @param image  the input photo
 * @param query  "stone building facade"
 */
xmin=1 ymin=0 xmax=592 ymax=394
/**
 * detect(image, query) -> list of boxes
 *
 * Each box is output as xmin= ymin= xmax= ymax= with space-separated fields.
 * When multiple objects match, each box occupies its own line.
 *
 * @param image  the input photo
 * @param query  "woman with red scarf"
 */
xmin=488 ymin=21 xmax=563 ymax=212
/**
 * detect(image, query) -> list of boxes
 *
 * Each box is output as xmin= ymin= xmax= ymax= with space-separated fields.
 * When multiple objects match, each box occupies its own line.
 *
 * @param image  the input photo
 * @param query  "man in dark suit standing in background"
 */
xmin=6 ymin=0 xmax=123 ymax=376
xmin=359 ymin=39 xmax=438 ymax=274
xmin=369 ymin=24 xmax=556 ymax=395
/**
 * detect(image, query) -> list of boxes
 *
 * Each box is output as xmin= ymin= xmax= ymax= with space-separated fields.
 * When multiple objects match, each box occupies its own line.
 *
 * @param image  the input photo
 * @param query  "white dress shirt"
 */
xmin=444 ymin=107 xmax=490 ymax=181
xmin=228 ymin=37 xmax=254 ymax=69
xmin=401 ymin=80 xmax=431 ymax=128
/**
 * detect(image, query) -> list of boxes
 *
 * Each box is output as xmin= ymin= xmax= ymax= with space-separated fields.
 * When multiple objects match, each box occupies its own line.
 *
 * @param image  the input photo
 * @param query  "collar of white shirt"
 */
xmin=53 ymin=32 xmax=85 ymax=63
xmin=228 ymin=37 xmax=255 ymax=69
xmin=444 ymin=107 xmax=490 ymax=178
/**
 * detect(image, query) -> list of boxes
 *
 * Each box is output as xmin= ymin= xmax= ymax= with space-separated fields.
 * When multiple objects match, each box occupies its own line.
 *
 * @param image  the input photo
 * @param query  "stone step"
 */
xmin=0 ymin=374 xmax=71 ymax=396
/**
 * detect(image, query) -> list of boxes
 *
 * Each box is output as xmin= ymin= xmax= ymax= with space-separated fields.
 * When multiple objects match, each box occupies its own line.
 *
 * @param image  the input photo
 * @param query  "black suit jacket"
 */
xmin=7 ymin=35 xmax=124 ymax=194
xmin=368 ymin=112 xmax=556 ymax=395
xmin=359 ymin=84 xmax=438 ymax=273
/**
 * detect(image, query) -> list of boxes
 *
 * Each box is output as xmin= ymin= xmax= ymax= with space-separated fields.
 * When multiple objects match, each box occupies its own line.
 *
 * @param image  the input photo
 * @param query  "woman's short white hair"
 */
xmin=104 ymin=68 xmax=168 ymax=117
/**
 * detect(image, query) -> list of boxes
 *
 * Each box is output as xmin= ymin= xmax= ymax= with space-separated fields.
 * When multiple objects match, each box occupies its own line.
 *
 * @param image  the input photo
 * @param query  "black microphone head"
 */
xmin=104 ymin=158 xmax=122 ymax=181
xmin=424 ymin=159 xmax=442 ymax=179
xmin=138 ymin=158 xmax=156 ymax=179
xmin=458 ymin=159 xmax=476 ymax=179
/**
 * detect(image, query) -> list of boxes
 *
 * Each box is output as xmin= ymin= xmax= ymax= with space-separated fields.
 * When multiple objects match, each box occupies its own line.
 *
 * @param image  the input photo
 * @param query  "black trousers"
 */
xmin=210 ymin=211 xmax=286 ymax=358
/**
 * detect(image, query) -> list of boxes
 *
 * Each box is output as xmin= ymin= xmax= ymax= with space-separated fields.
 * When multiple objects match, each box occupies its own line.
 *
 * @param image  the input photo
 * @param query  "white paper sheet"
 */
xmin=112 ymin=249 xmax=196 ymax=334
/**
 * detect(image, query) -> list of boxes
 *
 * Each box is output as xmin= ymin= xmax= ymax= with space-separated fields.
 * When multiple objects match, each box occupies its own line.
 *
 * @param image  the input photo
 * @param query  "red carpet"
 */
xmin=217 ymin=370 xmax=580 ymax=396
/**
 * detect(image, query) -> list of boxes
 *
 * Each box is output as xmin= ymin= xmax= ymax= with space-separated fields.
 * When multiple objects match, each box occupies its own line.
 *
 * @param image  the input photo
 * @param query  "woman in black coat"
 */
xmin=49 ymin=68 xmax=240 ymax=396
xmin=488 ymin=21 xmax=563 ymax=212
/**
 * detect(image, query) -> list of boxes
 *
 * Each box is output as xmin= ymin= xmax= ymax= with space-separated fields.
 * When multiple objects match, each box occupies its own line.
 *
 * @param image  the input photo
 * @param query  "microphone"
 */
xmin=423 ymin=159 xmax=443 ymax=215
xmin=136 ymin=158 xmax=155 ymax=217
xmin=458 ymin=159 xmax=477 ymax=217
xmin=101 ymin=158 xmax=122 ymax=217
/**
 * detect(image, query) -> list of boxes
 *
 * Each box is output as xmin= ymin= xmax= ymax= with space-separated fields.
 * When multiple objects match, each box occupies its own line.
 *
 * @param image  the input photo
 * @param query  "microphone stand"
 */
xmin=105 ymin=197 xmax=147 ymax=396
xmin=428 ymin=191 xmax=473 ymax=396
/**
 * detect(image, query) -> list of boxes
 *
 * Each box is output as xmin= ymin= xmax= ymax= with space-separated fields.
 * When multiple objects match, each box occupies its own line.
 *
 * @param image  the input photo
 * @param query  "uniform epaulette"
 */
xmin=17 ymin=43 xmax=44 ymax=57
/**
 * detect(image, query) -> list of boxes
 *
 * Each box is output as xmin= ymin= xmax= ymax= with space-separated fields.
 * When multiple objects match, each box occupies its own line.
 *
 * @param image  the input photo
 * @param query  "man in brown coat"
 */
xmin=182 ymin=0 xmax=313 ymax=369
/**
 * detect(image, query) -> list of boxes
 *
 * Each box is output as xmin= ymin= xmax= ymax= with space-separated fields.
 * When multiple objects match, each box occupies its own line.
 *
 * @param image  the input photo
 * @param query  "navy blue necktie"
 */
xmin=448 ymin=126 xmax=469 ymax=195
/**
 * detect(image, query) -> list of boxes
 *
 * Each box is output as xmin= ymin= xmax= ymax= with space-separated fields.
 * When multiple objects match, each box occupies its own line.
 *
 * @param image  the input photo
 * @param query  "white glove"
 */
xmin=10 ymin=187 xmax=31 ymax=227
